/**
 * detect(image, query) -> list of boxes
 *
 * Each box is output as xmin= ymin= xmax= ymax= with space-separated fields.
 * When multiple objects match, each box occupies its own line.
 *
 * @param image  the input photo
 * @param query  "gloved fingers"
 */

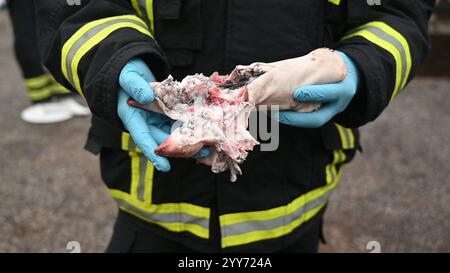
xmin=337 ymin=51 xmax=360 ymax=89
xmin=148 ymin=119 xmax=209 ymax=159
xmin=146 ymin=118 xmax=209 ymax=159
xmin=119 ymin=68 xmax=155 ymax=104
xmin=156 ymin=123 xmax=173 ymax=135
xmin=192 ymin=146 xmax=211 ymax=159
xmin=277 ymin=103 xmax=338 ymax=128
xmin=117 ymin=88 xmax=136 ymax=120
xmin=126 ymin=117 xmax=171 ymax=172
xmin=293 ymin=83 xmax=343 ymax=103
xmin=145 ymin=111 xmax=173 ymax=126
xmin=129 ymin=59 xmax=157 ymax=82
xmin=118 ymin=89 xmax=171 ymax=172
xmin=147 ymin=124 xmax=170 ymax=145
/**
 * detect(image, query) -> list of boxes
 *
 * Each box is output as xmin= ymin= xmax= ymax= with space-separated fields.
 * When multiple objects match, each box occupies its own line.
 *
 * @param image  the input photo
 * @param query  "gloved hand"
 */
xmin=117 ymin=59 xmax=209 ymax=172
xmin=277 ymin=51 xmax=360 ymax=128
xmin=244 ymin=48 xmax=347 ymax=112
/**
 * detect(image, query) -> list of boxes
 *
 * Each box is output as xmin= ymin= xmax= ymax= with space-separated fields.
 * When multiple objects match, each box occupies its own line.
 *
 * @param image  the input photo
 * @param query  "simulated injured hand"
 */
xmin=243 ymin=48 xmax=347 ymax=111
xmin=129 ymin=48 xmax=347 ymax=181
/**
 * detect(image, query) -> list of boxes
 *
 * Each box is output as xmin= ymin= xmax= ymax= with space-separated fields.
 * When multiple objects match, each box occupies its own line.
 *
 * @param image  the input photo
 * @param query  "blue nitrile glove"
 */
xmin=278 ymin=52 xmax=360 ymax=128
xmin=117 ymin=59 xmax=209 ymax=172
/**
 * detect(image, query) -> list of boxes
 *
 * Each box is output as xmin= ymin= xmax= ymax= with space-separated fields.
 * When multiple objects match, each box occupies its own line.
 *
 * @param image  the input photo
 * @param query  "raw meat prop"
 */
xmin=128 ymin=48 xmax=346 ymax=181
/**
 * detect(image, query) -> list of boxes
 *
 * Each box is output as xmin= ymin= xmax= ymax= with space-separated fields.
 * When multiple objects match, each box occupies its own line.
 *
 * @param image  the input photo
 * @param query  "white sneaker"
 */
xmin=0 ymin=0 xmax=7 ymax=10
xmin=21 ymin=97 xmax=90 ymax=124
xmin=60 ymin=97 xmax=91 ymax=116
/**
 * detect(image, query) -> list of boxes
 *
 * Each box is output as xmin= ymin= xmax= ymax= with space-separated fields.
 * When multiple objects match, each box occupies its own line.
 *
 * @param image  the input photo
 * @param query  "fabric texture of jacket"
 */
xmin=34 ymin=0 xmax=434 ymax=252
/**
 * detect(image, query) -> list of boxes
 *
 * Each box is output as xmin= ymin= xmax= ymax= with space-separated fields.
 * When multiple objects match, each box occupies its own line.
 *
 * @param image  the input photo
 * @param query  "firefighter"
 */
xmin=33 ymin=0 xmax=434 ymax=252
xmin=5 ymin=0 xmax=89 ymax=124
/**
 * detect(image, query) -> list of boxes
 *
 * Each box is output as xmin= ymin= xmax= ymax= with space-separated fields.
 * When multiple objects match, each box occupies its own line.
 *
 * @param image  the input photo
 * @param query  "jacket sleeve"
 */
xmin=34 ymin=0 xmax=170 ymax=127
xmin=330 ymin=0 xmax=435 ymax=128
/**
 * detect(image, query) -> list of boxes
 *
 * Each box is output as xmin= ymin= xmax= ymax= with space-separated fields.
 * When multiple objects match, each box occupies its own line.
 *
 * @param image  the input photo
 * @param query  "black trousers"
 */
xmin=106 ymin=210 xmax=321 ymax=253
xmin=8 ymin=0 xmax=70 ymax=102
xmin=8 ymin=0 xmax=44 ymax=79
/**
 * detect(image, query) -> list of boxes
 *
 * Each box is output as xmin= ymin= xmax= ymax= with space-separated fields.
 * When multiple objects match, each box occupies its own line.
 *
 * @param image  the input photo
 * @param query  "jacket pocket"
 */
xmin=154 ymin=0 xmax=203 ymax=66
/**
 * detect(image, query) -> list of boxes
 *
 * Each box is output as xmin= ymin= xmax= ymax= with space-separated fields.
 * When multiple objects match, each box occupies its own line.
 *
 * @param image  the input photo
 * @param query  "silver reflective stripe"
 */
xmin=138 ymin=0 xmax=151 ymax=26
xmin=342 ymin=128 xmax=352 ymax=149
xmin=115 ymin=197 xmax=210 ymax=229
xmin=65 ymin=18 xmax=147 ymax=87
xmin=137 ymin=155 xmax=148 ymax=201
xmin=222 ymin=191 xmax=331 ymax=237
xmin=138 ymin=0 xmax=146 ymax=8
xmin=347 ymin=26 xmax=408 ymax=86
xmin=128 ymin=137 xmax=136 ymax=152
xmin=328 ymin=162 xmax=336 ymax=182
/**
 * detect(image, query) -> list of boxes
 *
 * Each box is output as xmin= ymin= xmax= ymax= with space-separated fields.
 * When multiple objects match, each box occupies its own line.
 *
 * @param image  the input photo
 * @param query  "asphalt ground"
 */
xmin=0 ymin=13 xmax=448 ymax=252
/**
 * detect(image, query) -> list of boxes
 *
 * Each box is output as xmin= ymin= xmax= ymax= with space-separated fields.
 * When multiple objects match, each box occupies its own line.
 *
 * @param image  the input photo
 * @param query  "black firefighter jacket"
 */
xmin=34 ymin=0 xmax=434 ymax=252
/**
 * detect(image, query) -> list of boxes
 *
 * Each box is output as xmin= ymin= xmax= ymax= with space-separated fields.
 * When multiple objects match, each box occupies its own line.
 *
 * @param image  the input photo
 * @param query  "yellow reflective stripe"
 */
xmin=220 ymin=176 xmax=337 ymax=227
xmin=121 ymin=132 xmax=130 ymax=151
xmin=121 ymin=132 xmax=142 ymax=153
xmin=344 ymin=30 xmax=402 ymax=99
xmin=131 ymin=0 xmax=143 ymax=17
xmin=339 ymin=150 xmax=347 ymax=165
xmin=221 ymin=175 xmax=340 ymax=248
xmin=131 ymin=0 xmax=155 ymax=36
xmin=335 ymin=124 xmax=349 ymax=149
xmin=71 ymin=22 xmax=151 ymax=94
xmin=61 ymin=15 xmax=147 ymax=81
xmin=49 ymin=81 xmax=70 ymax=94
xmin=27 ymin=87 xmax=52 ymax=101
xmin=111 ymin=190 xmax=210 ymax=239
xmin=369 ymin=22 xmax=412 ymax=89
xmin=220 ymin=150 xmax=346 ymax=248
xmin=130 ymin=150 xmax=153 ymax=202
xmin=342 ymin=21 xmax=412 ymax=100
xmin=24 ymin=74 xmax=51 ymax=89
xmin=118 ymin=205 xmax=209 ymax=239
xmin=328 ymin=0 xmax=341 ymax=5
xmin=25 ymin=73 xmax=70 ymax=100
xmin=61 ymin=15 xmax=151 ymax=95
xmin=335 ymin=123 xmax=355 ymax=149
xmin=222 ymin=202 xmax=328 ymax=248
xmin=347 ymin=128 xmax=355 ymax=149
xmin=331 ymin=150 xmax=340 ymax=181
xmin=129 ymin=151 xmax=140 ymax=198
xmin=145 ymin=0 xmax=155 ymax=35
xmin=325 ymin=150 xmax=340 ymax=184
xmin=144 ymin=157 xmax=154 ymax=204
xmin=220 ymin=151 xmax=343 ymax=226
xmin=111 ymin=148 xmax=210 ymax=239
xmin=111 ymin=189 xmax=210 ymax=217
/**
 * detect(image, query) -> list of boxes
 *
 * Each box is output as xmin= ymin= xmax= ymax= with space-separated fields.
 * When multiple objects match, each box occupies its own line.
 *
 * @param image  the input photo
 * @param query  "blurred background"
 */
xmin=0 ymin=3 xmax=449 ymax=253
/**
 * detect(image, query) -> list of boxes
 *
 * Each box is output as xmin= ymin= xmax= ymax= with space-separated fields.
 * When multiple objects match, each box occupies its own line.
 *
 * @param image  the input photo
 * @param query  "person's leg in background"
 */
xmin=7 ymin=0 xmax=89 ymax=124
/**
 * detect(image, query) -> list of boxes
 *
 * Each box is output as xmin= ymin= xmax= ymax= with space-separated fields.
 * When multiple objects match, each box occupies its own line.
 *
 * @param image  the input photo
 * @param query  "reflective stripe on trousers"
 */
xmin=24 ymin=73 xmax=70 ymax=101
